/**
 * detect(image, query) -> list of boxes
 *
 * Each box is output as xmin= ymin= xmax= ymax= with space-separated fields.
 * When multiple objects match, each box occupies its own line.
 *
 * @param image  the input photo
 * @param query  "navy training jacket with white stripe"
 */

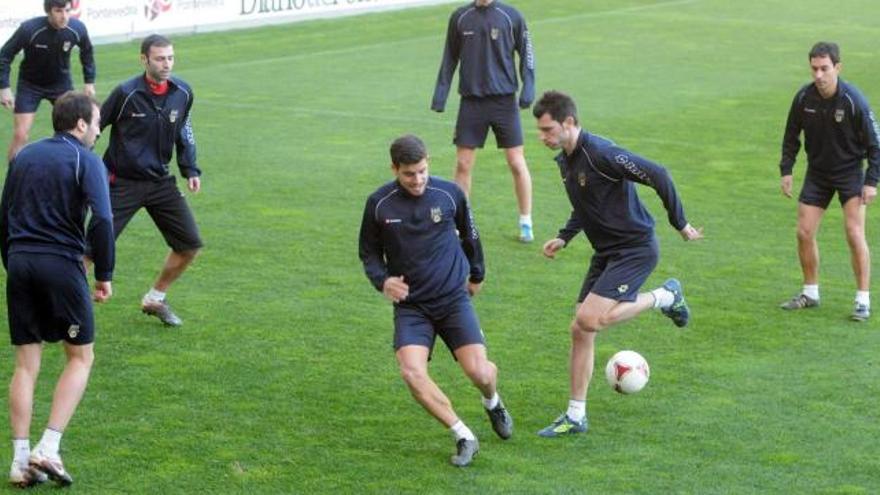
xmin=100 ymin=74 xmax=200 ymax=181
xmin=359 ymin=176 xmax=485 ymax=304
xmin=0 ymin=132 xmax=114 ymax=281
xmin=0 ymin=16 xmax=95 ymax=89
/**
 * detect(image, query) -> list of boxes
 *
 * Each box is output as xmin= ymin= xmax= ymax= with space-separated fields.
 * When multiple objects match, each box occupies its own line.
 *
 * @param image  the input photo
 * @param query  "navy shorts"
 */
xmin=393 ymin=292 xmax=485 ymax=355
xmin=799 ymin=171 xmax=864 ymax=209
xmin=578 ymin=239 xmax=659 ymax=303
xmin=14 ymin=79 xmax=71 ymax=114
xmin=454 ymin=94 xmax=524 ymax=149
xmin=6 ymin=252 xmax=94 ymax=346
xmin=111 ymin=176 xmax=203 ymax=252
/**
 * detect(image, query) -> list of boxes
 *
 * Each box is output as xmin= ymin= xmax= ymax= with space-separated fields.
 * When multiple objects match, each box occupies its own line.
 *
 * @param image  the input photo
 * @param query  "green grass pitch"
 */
xmin=0 ymin=0 xmax=878 ymax=492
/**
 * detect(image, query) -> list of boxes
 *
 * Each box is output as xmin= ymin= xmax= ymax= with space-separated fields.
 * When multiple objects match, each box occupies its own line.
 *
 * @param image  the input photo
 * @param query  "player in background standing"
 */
xmin=778 ymin=41 xmax=880 ymax=321
xmin=431 ymin=0 xmax=536 ymax=242
xmin=1 ymin=92 xmax=114 ymax=487
xmin=97 ymin=34 xmax=202 ymax=327
xmin=531 ymin=90 xmax=702 ymax=437
xmin=0 ymin=0 xmax=96 ymax=162
xmin=359 ymin=134 xmax=513 ymax=467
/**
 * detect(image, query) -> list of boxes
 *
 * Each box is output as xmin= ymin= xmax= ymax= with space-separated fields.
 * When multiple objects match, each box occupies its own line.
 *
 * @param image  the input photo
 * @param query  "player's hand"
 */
xmin=542 ymin=238 xmax=565 ymax=258
xmin=781 ymin=175 xmax=793 ymax=198
xmin=93 ymin=281 xmax=112 ymax=303
xmin=0 ymin=88 xmax=13 ymax=110
xmin=467 ymin=280 xmax=482 ymax=297
xmin=382 ymin=276 xmax=409 ymax=303
xmin=679 ymin=223 xmax=704 ymax=241
xmin=188 ymin=176 xmax=201 ymax=193
xmin=83 ymin=83 xmax=96 ymax=97
xmin=862 ymin=185 xmax=877 ymax=205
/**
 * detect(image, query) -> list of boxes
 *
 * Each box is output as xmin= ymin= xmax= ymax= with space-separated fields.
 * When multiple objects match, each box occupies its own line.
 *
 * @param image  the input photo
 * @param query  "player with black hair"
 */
xmin=1 ymin=91 xmax=113 ymax=487
xmin=778 ymin=41 xmax=880 ymax=321
xmin=531 ymin=90 xmax=702 ymax=437
xmin=97 ymin=34 xmax=202 ymax=327
xmin=0 ymin=0 xmax=96 ymax=161
xmin=359 ymin=134 xmax=513 ymax=467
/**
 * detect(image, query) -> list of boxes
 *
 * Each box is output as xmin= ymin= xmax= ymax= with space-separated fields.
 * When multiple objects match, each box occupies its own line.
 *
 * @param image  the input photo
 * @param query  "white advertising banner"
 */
xmin=0 ymin=0 xmax=456 ymax=44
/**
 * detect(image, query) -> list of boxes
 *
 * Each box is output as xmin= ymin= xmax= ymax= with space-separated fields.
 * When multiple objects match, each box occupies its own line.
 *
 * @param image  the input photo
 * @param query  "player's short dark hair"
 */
xmin=532 ymin=90 xmax=579 ymax=125
xmin=44 ymin=0 xmax=70 ymax=12
xmin=390 ymin=135 xmax=427 ymax=167
xmin=141 ymin=34 xmax=173 ymax=56
xmin=52 ymin=91 xmax=98 ymax=132
xmin=809 ymin=41 xmax=840 ymax=65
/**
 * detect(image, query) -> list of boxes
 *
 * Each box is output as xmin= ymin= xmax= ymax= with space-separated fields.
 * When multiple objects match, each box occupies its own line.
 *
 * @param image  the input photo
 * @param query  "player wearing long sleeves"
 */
xmin=359 ymin=135 xmax=512 ymax=468
xmin=100 ymin=74 xmax=199 ymax=182
xmin=0 ymin=1 xmax=96 ymax=161
xmin=431 ymin=0 xmax=536 ymax=242
xmin=0 ymin=93 xmax=112 ymax=488
xmin=96 ymin=34 xmax=202 ymax=327
xmin=359 ymin=176 xmax=484 ymax=303
xmin=777 ymin=42 xmax=880 ymax=321
xmin=531 ymin=90 xmax=702 ymax=439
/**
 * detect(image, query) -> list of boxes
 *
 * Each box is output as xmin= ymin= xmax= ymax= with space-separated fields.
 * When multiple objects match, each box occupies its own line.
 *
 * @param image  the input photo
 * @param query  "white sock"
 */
xmin=856 ymin=291 xmax=870 ymax=306
xmin=803 ymin=285 xmax=819 ymax=300
xmin=36 ymin=428 xmax=62 ymax=457
xmin=143 ymin=288 xmax=166 ymax=304
xmin=450 ymin=420 xmax=476 ymax=441
xmin=566 ymin=399 xmax=586 ymax=422
xmin=651 ymin=287 xmax=674 ymax=309
xmin=519 ymin=214 xmax=532 ymax=227
xmin=482 ymin=392 xmax=500 ymax=410
xmin=12 ymin=439 xmax=29 ymax=465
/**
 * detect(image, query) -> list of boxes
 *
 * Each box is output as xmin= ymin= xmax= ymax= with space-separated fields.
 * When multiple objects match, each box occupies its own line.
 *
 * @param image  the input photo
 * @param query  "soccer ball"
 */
xmin=605 ymin=350 xmax=650 ymax=394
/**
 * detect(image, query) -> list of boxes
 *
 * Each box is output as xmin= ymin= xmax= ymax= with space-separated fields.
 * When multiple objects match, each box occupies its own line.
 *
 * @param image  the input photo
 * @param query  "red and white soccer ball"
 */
xmin=605 ymin=350 xmax=650 ymax=394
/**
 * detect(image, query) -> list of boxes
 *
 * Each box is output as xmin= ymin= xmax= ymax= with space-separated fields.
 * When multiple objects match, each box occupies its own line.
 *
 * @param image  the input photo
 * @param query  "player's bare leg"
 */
xmin=504 ymin=146 xmax=533 ymax=242
xmin=7 ymin=113 xmax=36 ymax=162
xmin=782 ymin=203 xmax=824 ymax=309
xmin=843 ymin=196 xmax=870 ymax=320
xmin=9 ymin=345 xmax=41 ymax=441
xmin=453 ymin=146 xmax=477 ymax=197
xmin=28 ymin=343 xmax=92 ymax=487
xmin=46 ymin=343 xmax=94 ymax=433
xmin=153 ymin=249 xmax=199 ymax=293
xmin=396 ymin=345 xmax=459 ymax=426
xmin=455 ymin=343 xmax=512 ymax=439
xmin=142 ymin=249 xmax=199 ymax=326
xmin=797 ymin=203 xmax=824 ymax=285
xmin=396 ymin=345 xmax=479 ymax=466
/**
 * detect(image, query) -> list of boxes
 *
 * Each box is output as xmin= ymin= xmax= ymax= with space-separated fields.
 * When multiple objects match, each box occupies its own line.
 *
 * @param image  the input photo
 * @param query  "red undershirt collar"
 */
xmin=144 ymin=75 xmax=169 ymax=96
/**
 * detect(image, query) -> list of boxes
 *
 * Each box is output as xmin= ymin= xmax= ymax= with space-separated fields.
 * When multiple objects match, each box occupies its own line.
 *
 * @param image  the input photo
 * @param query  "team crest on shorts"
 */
xmin=430 ymin=207 xmax=442 ymax=223
xmin=834 ymin=108 xmax=845 ymax=123
xmin=62 ymin=41 xmax=71 ymax=52
xmin=491 ymin=28 xmax=499 ymax=40
xmin=578 ymin=172 xmax=587 ymax=187
xmin=617 ymin=284 xmax=629 ymax=294
xmin=169 ymin=110 xmax=178 ymax=123
xmin=67 ymin=324 xmax=80 ymax=338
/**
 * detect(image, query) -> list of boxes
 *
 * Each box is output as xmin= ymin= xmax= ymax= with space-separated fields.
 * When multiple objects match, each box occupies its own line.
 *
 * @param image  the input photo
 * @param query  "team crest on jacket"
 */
xmin=62 ymin=41 xmax=71 ymax=52
xmin=491 ymin=28 xmax=499 ymax=40
xmin=169 ymin=110 xmax=178 ymax=123
xmin=578 ymin=172 xmax=587 ymax=187
xmin=431 ymin=207 xmax=442 ymax=223
xmin=834 ymin=108 xmax=845 ymax=123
